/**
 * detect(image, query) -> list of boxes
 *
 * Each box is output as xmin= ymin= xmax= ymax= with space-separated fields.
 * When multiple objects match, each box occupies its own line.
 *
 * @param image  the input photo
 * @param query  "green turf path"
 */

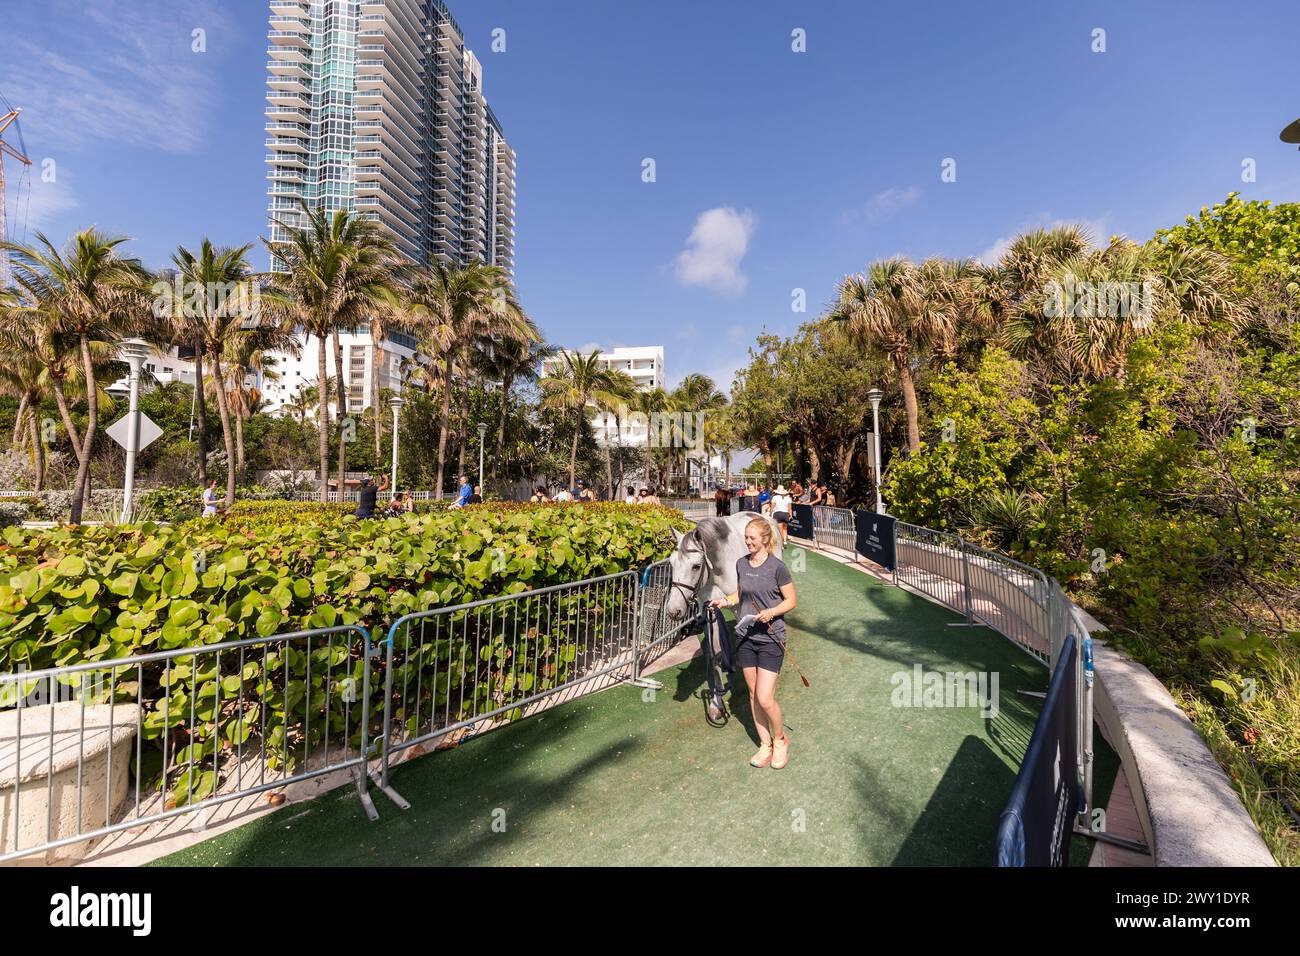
xmin=155 ymin=550 xmax=1112 ymax=867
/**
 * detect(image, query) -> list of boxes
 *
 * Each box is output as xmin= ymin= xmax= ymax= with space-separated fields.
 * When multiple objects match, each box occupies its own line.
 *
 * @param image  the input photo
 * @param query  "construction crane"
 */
xmin=0 ymin=93 xmax=32 ymax=287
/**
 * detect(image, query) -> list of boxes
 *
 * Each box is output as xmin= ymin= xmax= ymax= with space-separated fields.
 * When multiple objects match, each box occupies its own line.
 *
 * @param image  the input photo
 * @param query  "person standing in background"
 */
xmin=201 ymin=478 xmax=220 ymax=518
xmin=770 ymin=484 xmax=793 ymax=543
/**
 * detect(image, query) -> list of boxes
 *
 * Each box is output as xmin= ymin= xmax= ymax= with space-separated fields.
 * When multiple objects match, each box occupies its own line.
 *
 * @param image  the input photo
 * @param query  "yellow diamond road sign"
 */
xmin=106 ymin=412 xmax=163 ymax=452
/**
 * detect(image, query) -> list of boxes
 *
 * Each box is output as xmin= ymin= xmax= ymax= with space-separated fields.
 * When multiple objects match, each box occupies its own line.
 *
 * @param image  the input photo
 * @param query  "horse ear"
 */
xmin=671 ymin=528 xmax=685 ymax=544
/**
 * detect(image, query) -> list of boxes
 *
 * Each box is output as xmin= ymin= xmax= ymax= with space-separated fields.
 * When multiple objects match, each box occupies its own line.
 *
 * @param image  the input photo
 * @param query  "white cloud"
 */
xmin=672 ymin=207 xmax=756 ymax=296
xmin=1 ymin=1 xmax=235 ymax=155
xmin=976 ymin=214 xmax=1114 ymax=265
xmin=847 ymin=186 xmax=922 ymax=224
xmin=19 ymin=172 xmax=79 ymax=232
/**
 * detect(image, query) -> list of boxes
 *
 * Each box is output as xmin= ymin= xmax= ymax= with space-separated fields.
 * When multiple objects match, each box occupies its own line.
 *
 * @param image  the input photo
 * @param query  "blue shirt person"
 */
xmin=456 ymin=476 xmax=473 ymax=506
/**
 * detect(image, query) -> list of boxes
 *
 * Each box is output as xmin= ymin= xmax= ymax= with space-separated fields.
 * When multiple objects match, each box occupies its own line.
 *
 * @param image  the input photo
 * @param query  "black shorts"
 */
xmin=773 ymin=510 xmax=789 ymax=525
xmin=735 ymin=637 xmax=784 ymax=673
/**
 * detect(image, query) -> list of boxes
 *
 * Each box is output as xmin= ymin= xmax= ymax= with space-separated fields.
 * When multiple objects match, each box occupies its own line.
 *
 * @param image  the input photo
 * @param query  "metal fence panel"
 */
xmin=378 ymin=571 xmax=640 ymax=786
xmin=0 ymin=625 xmax=373 ymax=864
xmin=959 ymin=540 xmax=1050 ymax=663
xmin=892 ymin=522 xmax=970 ymax=617
xmin=635 ymin=559 xmax=698 ymax=673
xmin=660 ymin=498 xmax=714 ymax=521
xmin=811 ymin=506 xmax=856 ymax=554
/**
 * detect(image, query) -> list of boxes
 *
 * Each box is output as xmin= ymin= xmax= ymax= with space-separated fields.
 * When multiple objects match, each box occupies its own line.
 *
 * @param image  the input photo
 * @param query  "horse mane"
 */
xmin=693 ymin=517 xmax=729 ymax=557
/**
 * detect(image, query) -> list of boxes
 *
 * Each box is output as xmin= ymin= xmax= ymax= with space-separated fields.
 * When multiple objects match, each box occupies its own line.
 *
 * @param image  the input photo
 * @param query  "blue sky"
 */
xmin=4 ymin=0 xmax=1299 ymax=391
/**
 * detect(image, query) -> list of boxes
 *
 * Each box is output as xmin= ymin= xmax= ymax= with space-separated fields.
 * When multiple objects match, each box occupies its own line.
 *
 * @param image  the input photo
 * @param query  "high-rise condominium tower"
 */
xmin=266 ymin=0 xmax=514 ymax=269
xmin=263 ymin=0 xmax=516 ymax=416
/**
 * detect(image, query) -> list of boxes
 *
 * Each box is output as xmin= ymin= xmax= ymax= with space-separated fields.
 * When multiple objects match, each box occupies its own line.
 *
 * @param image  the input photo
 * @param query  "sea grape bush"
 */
xmin=0 ymin=503 xmax=690 ymax=805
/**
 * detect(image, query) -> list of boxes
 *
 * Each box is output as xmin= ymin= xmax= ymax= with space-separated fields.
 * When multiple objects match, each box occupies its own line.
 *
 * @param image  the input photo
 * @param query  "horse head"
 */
xmin=666 ymin=526 xmax=708 ymax=622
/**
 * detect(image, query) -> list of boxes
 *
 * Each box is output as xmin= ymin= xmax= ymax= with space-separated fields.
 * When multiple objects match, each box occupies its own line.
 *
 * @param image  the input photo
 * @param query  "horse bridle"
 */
xmin=670 ymin=531 xmax=709 ymax=616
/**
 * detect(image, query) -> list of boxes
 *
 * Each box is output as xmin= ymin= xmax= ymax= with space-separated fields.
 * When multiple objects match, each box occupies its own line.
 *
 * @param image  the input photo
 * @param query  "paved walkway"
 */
xmin=152 ymin=551 xmax=1064 ymax=867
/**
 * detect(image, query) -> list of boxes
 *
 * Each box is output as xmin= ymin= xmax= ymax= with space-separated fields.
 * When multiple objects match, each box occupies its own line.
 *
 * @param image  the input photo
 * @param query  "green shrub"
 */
xmin=0 ymin=502 xmax=691 ymax=804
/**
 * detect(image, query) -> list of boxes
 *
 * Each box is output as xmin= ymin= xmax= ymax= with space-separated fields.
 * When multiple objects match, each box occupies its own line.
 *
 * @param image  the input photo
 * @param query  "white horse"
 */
xmin=664 ymin=512 xmax=783 ymax=721
xmin=664 ymin=512 xmax=784 ymax=622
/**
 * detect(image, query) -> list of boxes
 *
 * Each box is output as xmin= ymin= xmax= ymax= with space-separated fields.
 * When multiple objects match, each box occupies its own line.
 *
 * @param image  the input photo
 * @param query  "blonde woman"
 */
xmin=709 ymin=517 xmax=798 ymax=769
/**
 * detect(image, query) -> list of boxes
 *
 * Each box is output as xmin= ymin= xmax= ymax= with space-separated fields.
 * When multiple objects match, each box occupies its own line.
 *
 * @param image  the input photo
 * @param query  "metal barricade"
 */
xmin=892 ymin=522 xmax=970 ymax=617
xmin=959 ymin=540 xmax=1051 ymax=664
xmin=811 ymin=505 xmax=856 ymax=555
xmin=0 ymin=625 xmax=374 ymax=864
xmin=378 ymin=571 xmax=641 ymax=790
xmin=634 ymin=559 xmax=698 ymax=679
xmin=660 ymin=498 xmax=714 ymax=522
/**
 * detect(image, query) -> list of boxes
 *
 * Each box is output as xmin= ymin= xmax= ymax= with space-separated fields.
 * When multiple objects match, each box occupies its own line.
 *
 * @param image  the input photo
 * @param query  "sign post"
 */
xmin=108 ymin=339 xmax=159 ymax=523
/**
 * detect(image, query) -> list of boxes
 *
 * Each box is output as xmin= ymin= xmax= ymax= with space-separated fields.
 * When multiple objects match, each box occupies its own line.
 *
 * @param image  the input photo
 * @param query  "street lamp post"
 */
xmin=389 ymin=395 xmax=404 ymax=495
xmin=118 ymin=338 xmax=151 ymax=523
xmin=866 ymin=388 xmax=884 ymax=514
xmin=477 ymin=422 xmax=488 ymax=495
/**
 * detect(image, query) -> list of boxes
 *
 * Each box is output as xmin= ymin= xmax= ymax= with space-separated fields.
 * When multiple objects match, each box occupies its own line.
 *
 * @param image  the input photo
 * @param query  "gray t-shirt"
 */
xmin=734 ymin=554 xmax=793 ymax=644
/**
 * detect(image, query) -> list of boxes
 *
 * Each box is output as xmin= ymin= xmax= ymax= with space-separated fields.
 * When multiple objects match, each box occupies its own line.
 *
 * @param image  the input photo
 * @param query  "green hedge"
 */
xmin=0 ymin=503 xmax=691 ymax=805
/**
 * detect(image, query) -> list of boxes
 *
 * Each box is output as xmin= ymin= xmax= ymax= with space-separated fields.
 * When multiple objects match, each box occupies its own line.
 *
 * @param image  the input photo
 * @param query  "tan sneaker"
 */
xmin=749 ymin=743 xmax=773 ymax=768
xmin=771 ymin=734 xmax=790 ymax=769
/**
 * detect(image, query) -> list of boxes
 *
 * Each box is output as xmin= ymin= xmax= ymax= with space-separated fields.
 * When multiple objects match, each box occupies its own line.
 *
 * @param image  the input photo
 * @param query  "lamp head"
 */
xmin=118 ymin=338 xmax=151 ymax=364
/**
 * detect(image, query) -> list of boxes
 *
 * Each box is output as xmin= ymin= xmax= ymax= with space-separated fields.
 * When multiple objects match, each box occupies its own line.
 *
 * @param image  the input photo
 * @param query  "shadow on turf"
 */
xmin=850 ymin=734 xmax=1017 ymax=866
xmin=193 ymin=702 xmax=649 ymax=867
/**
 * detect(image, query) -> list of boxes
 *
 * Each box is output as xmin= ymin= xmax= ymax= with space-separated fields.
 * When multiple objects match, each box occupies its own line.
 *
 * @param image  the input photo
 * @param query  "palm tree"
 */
xmin=2 ymin=229 xmax=149 ymax=522
xmin=219 ymin=333 xmax=295 ymax=482
xmin=366 ymin=304 xmax=419 ymax=465
xmin=153 ymin=267 xmax=209 ymax=486
xmin=0 ymin=344 xmax=50 ymax=489
xmin=669 ymin=372 xmax=727 ymax=493
xmin=829 ymin=257 xmax=961 ymax=454
xmin=406 ymin=259 xmax=523 ymax=498
xmin=631 ymin=385 xmax=671 ymax=490
xmin=170 ymin=239 xmax=259 ymax=509
xmin=539 ymin=350 xmax=619 ymax=491
xmin=998 ymin=232 xmax=1242 ymax=383
xmin=482 ymin=337 xmax=555 ymax=484
xmin=591 ymin=369 xmax=637 ymax=499
xmin=263 ymin=202 xmax=401 ymax=502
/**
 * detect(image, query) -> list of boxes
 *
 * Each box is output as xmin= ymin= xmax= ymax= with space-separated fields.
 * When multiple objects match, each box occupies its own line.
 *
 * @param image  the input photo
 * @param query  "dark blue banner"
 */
xmin=995 ymin=635 xmax=1081 ymax=867
xmin=853 ymin=510 xmax=897 ymax=571
xmin=788 ymin=503 xmax=815 ymax=540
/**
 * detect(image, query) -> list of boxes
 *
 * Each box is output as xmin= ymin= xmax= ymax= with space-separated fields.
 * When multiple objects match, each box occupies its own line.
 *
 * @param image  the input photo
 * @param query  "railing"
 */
xmin=0 ymin=562 xmax=698 ymax=863
xmin=893 ymin=522 xmax=971 ymax=618
xmin=0 ymin=625 xmax=373 ymax=864
xmin=811 ymin=505 xmax=856 ymax=554
xmin=660 ymin=498 xmax=715 ymax=521
xmin=893 ymin=522 xmax=1052 ymax=665
xmin=1 ymin=504 xmax=1096 ymax=865
xmin=377 ymin=571 xmax=642 ymax=790
xmin=634 ymin=560 xmax=698 ymax=678
xmin=961 ymin=540 xmax=1051 ymax=663
xmin=286 ymin=490 xmax=447 ymax=504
